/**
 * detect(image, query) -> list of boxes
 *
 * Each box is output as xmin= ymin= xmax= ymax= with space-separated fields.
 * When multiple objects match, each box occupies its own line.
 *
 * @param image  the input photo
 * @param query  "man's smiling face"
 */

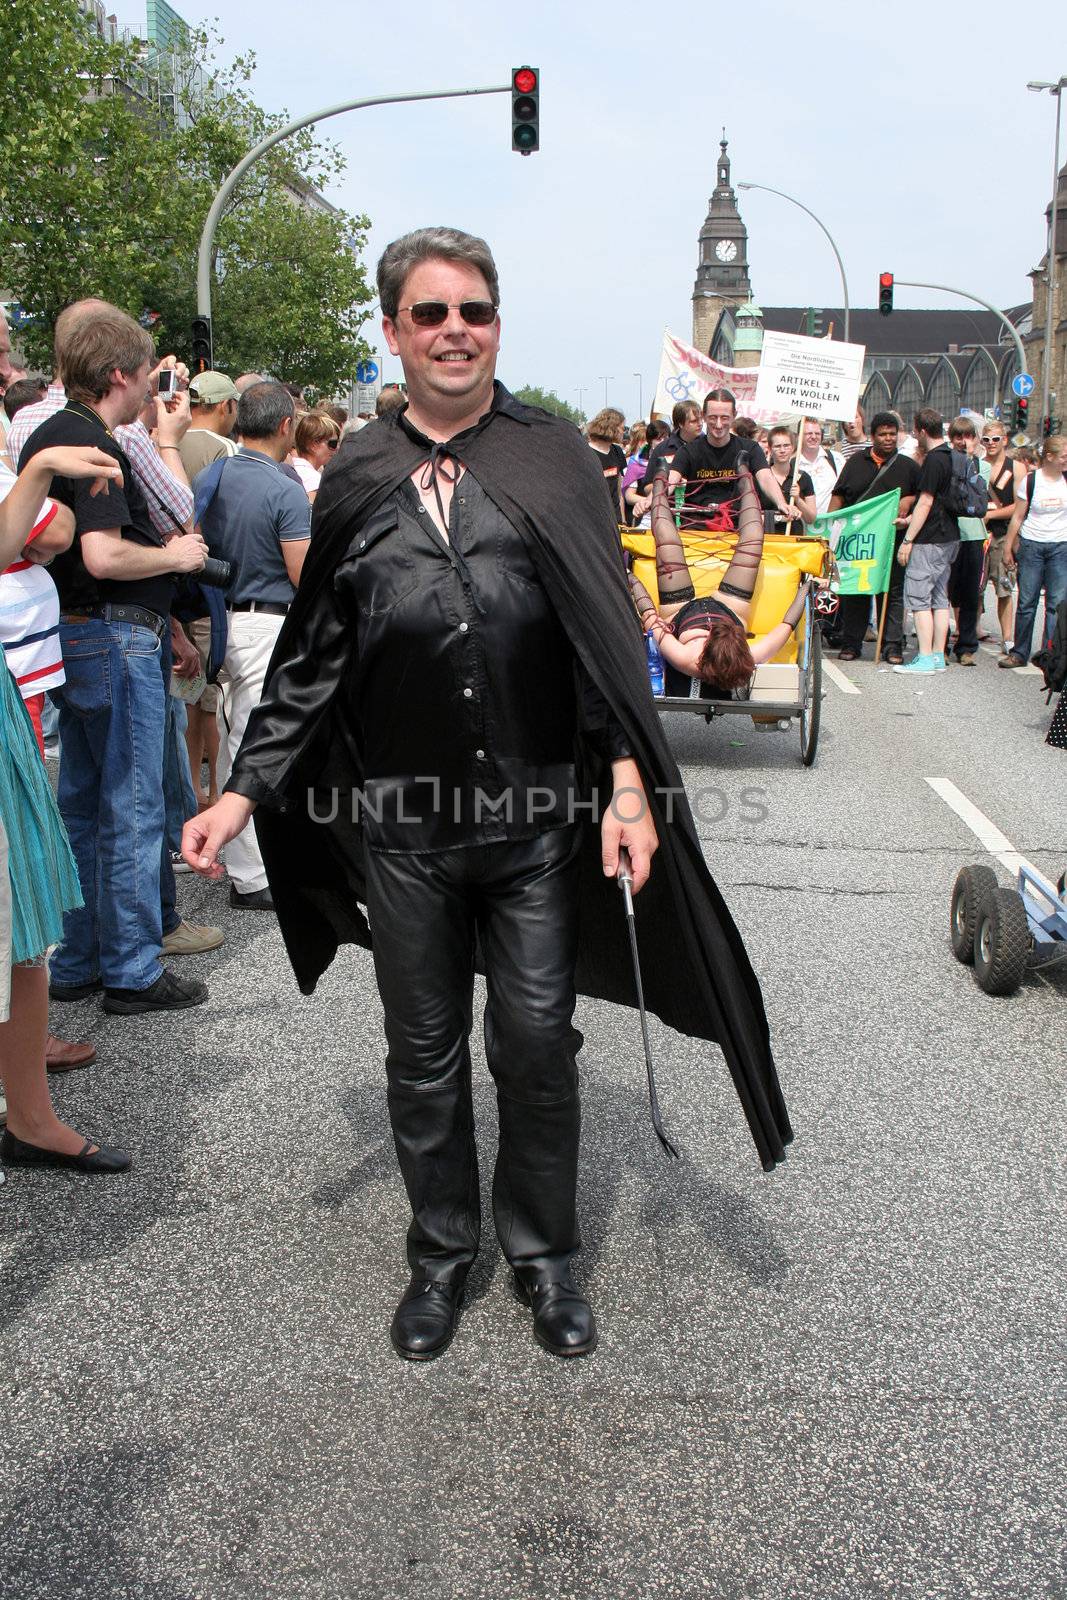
xmin=381 ymin=258 xmax=500 ymax=416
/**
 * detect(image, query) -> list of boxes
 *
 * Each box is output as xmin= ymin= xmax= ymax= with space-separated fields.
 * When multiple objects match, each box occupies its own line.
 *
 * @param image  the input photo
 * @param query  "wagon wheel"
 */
xmin=973 ymin=887 xmax=1031 ymax=996
xmin=949 ymin=864 xmax=999 ymax=964
xmin=799 ymin=620 xmax=822 ymax=767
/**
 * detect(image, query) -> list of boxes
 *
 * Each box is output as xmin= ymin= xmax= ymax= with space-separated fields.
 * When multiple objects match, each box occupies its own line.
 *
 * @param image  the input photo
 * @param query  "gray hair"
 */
xmin=236 ymin=381 xmax=295 ymax=440
xmin=376 ymin=227 xmax=500 ymax=319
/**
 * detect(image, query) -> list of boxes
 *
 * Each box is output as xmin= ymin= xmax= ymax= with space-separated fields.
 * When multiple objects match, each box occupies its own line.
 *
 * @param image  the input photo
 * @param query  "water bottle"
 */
xmin=646 ymin=631 xmax=665 ymax=697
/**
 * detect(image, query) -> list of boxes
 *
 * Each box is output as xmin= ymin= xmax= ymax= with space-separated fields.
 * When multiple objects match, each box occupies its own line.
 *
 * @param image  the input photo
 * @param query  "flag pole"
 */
xmin=874 ymin=585 xmax=890 ymax=662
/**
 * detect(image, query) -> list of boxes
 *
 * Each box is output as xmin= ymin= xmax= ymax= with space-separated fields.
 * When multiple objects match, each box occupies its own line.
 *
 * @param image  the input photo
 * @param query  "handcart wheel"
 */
xmin=949 ymin=864 xmax=998 ymax=964
xmin=799 ymin=621 xmax=822 ymax=767
xmin=973 ymin=887 xmax=1031 ymax=996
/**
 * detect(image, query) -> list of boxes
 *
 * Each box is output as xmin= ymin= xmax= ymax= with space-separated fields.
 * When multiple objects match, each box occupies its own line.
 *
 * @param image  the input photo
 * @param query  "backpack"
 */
xmin=1032 ymin=599 xmax=1067 ymax=701
xmin=944 ymin=450 xmax=989 ymax=519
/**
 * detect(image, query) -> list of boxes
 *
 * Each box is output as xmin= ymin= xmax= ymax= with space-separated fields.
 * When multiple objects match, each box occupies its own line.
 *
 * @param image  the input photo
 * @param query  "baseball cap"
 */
xmin=188 ymin=371 xmax=239 ymax=405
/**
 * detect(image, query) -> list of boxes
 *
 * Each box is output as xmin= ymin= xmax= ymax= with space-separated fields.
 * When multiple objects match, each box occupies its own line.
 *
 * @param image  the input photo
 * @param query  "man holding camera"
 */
xmin=194 ymin=382 xmax=311 ymax=910
xmin=19 ymin=305 xmax=211 ymax=1013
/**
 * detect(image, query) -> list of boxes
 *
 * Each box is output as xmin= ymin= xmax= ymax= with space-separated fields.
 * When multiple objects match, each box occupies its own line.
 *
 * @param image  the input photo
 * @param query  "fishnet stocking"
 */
xmin=718 ymin=455 xmax=767 ymax=600
xmin=650 ymin=475 xmax=695 ymax=600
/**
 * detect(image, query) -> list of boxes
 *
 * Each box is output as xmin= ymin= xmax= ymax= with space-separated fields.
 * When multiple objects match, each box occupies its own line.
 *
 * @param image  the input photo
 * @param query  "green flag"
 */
xmin=812 ymin=488 xmax=902 ymax=596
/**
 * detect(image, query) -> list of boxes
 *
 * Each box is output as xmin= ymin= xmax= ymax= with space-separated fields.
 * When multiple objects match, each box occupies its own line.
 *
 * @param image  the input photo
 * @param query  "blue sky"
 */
xmin=194 ymin=0 xmax=1064 ymax=417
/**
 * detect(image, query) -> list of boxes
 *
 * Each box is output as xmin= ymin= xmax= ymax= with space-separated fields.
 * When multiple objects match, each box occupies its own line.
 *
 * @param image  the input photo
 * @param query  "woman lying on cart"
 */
xmin=627 ymin=458 xmax=817 ymax=693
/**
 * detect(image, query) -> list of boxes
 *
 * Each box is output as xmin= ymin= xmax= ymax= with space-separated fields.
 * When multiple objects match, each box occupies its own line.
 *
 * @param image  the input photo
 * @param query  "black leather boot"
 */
xmin=390 ymin=1277 xmax=464 ymax=1361
xmin=514 ymin=1271 xmax=598 ymax=1358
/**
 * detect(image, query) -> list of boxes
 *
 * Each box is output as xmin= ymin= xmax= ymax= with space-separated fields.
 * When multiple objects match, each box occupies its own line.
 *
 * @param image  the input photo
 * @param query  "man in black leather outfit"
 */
xmin=184 ymin=228 xmax=661 ymax=1362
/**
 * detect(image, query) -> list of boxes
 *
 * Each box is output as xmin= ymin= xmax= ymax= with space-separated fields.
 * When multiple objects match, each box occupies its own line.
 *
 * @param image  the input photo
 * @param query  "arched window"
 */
xmin=925 ymin=358 xmax=961 ymax=420
xmin=961 ymin=349 xmax=997 ymax=415
xmin=892 ymin=365 xmax=924 ymax=427
xmin=862 ymin=372 xmax=891 ymax=419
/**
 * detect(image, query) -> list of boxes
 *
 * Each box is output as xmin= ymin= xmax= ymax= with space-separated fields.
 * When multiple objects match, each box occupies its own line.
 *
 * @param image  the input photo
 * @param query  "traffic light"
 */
xmin=878 ymin=272 xmax=894 ymax=316
xmin=191 ymin=314 xmax=213 ymax=373
xmin=1014 ymin=396 xmax=1029 ymax=436
xmin=1043 ymin=412 xmax=1060 ymax=437
xmin=511 ymin=66 xmax=539 ymax=155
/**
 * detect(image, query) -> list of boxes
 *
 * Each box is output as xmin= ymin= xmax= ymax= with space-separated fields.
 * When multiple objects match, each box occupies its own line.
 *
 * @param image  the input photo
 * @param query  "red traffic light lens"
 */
xmin=879 ymin=272 xmax=893 ymax=288
xmin=513 ymin=67 xmax=537 ymax=94
xmin=1018 ymin=397 xmax=1028 ymax=411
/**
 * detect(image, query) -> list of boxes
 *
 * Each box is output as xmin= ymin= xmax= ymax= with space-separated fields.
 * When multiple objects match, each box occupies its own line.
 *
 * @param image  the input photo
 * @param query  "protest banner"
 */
xmin=753 ymin=329 xmax=866 ymax=423
xmin=653 ymin=331 xmax=781 ymax=424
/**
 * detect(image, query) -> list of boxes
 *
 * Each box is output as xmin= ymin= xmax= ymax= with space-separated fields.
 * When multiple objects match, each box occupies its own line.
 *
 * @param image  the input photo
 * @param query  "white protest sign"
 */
xmin=753 ymin=330 xmax=866 ymax=423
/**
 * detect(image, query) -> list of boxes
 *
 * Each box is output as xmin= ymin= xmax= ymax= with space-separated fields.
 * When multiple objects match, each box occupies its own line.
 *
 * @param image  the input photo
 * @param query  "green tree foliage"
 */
xmin=0 ymin=1 xmax=374 ymax=391
xmin=512 ymin=385 xmax=585 ymax=426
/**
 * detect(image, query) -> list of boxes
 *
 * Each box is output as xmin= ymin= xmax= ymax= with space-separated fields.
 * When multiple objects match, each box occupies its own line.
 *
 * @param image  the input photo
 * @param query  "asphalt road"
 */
xmin=2 ymin=610 xmax=1065 ymax=1600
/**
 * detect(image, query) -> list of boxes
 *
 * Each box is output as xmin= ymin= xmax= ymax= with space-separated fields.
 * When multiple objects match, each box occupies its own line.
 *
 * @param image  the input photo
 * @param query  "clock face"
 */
xmin=715 ymin=239 xmax=738 ymax=263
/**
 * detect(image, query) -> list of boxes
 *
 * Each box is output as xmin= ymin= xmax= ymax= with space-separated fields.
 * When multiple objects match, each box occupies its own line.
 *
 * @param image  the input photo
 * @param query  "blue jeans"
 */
xmin=51 ymin=618 xmax=167 ymax=992
xmin=1013 ymin=539 xmax=1067 ymax=662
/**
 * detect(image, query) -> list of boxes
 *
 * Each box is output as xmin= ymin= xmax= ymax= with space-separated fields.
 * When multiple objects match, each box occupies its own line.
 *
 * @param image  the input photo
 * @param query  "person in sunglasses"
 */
xmin=980 ymin=422 xmax=1019 ymax=655
xmin=183 ymin=226 xmax=791 ymax=1364
xmin=290 ymin=410 xmax=341 ymax=504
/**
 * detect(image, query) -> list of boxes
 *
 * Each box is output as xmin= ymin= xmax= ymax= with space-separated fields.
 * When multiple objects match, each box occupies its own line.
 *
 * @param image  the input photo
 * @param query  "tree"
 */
xmin=512 ymin=385 xmax=585 ymax=427
xmin=0 ymin=1 xmax=375 ymax=390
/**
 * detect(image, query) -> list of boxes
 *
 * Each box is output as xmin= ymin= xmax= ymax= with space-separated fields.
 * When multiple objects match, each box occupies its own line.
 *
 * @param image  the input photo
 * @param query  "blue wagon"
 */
xmin=950 ymin=862 xmax=1067 ymax=996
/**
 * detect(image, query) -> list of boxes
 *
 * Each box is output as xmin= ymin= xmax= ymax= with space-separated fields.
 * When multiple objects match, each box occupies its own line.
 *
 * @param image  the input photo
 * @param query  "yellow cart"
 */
xmin=621 ymin=528 xmax=831 ymax=767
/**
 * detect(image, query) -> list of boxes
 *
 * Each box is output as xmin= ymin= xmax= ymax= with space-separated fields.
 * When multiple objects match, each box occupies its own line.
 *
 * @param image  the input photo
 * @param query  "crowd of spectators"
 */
xmin=0 ymin=298 xmax=413 ymax=1157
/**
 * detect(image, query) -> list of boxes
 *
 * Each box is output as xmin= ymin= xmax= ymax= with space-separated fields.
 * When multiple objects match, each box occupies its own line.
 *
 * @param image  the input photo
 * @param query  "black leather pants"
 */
xmin=364 ymin=825 xmax=583 ymax=1287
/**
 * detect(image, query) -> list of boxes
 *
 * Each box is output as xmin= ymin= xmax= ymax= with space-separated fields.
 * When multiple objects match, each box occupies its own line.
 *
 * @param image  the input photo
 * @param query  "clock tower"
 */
xmin=691 ymin=137 xmax=753 ymax=355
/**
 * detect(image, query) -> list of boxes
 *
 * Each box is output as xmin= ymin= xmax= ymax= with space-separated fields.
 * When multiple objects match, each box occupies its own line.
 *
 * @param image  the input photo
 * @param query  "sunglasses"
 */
xmin=397 ymin=300 xmax=498 ymax=328
xmin=982 ymin=436 xmax=1003 ymax=444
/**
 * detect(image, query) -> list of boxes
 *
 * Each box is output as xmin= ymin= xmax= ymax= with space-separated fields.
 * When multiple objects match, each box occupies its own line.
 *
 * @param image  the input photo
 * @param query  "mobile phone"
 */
xmin=157 ymin=369 xmax=178 ymax=398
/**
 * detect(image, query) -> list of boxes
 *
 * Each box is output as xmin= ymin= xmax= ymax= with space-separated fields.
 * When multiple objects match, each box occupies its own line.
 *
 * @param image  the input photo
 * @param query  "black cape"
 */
xmin=231 ymin=388 xmax=792 ymax=1171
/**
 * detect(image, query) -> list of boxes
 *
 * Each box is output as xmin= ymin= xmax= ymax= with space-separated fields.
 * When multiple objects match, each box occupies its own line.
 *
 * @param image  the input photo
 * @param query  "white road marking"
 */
xmin=924 ymin=777 xmax=1036 ymax=876
xmin=822 ymin=660 xmax=861 ymax=695
xmin=978 ymin=642 xmax=1041 ymax=674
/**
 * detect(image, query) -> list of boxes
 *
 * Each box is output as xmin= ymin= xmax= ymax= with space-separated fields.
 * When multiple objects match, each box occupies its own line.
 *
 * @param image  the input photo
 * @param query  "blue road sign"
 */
xmin=1012 ymin=373 xmax=1035 ymax=399
xmin=355 ymin=360 xmax=379 ymax=384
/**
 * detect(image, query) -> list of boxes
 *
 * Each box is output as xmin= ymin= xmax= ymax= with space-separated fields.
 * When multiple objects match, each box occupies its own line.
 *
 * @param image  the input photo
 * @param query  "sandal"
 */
xmin=884 ymin=650 xmax=903 ymax=665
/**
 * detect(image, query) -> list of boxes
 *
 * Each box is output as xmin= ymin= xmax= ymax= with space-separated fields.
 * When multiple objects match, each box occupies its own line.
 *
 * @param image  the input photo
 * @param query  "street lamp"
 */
xmin=737 ymin=181 xmax=850 ymax=344
xmin=597 ymin=375 xmax=613 ymax=407
xmin=575 ymin=386 xmax=587 ymax=417
xmin=633 ymin=371 xmax=643 ymax=419
xmin=1027 ymin=77 xmax=1066 ymax=431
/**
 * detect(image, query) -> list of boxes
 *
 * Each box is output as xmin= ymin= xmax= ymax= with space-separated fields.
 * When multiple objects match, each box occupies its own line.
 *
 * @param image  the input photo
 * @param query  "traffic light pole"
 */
xmin=196 ymin=83 xmax=512 ymax=322
xmin=894 ymin=280 xmax=1027 ymax=411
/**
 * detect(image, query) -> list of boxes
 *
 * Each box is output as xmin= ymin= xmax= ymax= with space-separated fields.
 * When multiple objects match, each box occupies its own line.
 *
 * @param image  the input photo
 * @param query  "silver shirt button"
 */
xmin=463 ymin=688 xmax=473 ymax=699
xmin=475 ymin=749 xmax=485 ymax=759
xmin=459 ymin=622 xmax=469 ymax=634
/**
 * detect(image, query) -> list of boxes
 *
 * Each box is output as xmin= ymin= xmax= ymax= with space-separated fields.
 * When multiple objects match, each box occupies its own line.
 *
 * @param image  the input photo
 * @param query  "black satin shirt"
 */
xmin=228 ymin=396 xmax=631 ymax=853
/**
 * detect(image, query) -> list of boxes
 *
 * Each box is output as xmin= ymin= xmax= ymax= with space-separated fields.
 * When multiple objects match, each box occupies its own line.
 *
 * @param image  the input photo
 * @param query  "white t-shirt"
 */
xmin=0 ymin=461 xmax=65 ymax=696
xmin=290 ymin=455 xmax=321 ymax=497
xmin=797 ymin=447 xmax=844 ymax=515
xmin=1017 ymin=469 xmax=1067 ymax=544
